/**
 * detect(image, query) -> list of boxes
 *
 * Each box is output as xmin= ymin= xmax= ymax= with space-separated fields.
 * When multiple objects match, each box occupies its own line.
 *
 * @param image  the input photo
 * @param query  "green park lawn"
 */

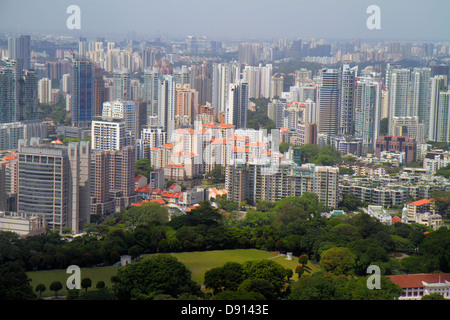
xmin=28 ymin=249 xmax=319 ymax=298
xmin=145 ymin=249 xmax=319 ymax=284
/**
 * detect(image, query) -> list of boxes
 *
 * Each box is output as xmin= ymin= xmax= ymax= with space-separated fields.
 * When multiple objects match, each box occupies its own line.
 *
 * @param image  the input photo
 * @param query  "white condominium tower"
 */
xmin=388 ymin=68 xmax=410 ymax=134
xmin=354 ymin=77 xmax=382 ymax=152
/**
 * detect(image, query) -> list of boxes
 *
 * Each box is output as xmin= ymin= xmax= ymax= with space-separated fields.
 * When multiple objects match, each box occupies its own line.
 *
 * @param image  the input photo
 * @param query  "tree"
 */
xmin=212 ymin=290 xmax=265 ymax=300
xmin=111 ymin=254 xmax=201 ymax=300
xmin=285 ymin=268 xmax=294 ymax=281
xmin=242 ymin=259 xmax=287 ymax=296
xmin=81 ymin=277 xmax=92 ymax=293
xmin=0 ymin=261 xmax=36 ymax=300
xmin=320 ymin=247 xmax=356 ymax=276
xmin=204 ymin=262 xmax=244 ymax=294
xmin=49 ymin=281 xmax=63 ymax=298
xmin=135 ymin=158 xmax=153 ymax=179
xmin=279 ymin=142 xmax=292 ymax=153
xmin=338 ymin=194 xmax=363 ymax=212
xmin=379 ymin=118 xmax=388 ymax=136
xmin=298 ymin=254 xmax=308 ymax=266
xmin=206 ymin=165 xmax=225 ymax=184
xmin=421 ymin=293 xmax=445 ymax=300
xmin=96 ymin=281 xmax=106 ymax=289
xmin=289 ymin=272 xmax=348 ymax=300
xmin=35 ymin=283 xmax=46 ymax=299
xmin=122 ymin=202 xmax=169 ymax=227
xmin=237 ymin=279 xmax=276 ymax=300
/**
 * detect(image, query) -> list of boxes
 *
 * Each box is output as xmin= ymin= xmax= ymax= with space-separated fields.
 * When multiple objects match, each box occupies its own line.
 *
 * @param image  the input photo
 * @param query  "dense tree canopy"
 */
xmin=111 ymin=254 xmax=201 ymax=300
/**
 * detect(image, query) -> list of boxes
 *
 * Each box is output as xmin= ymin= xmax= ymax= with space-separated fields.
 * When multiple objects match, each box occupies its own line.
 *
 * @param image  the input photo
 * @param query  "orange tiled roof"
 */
xmin=411 ymin=199 xmax=431 ymax=206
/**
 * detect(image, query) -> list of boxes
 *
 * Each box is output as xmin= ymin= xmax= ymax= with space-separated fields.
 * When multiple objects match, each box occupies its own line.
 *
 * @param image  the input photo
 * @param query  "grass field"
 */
xmin=27 ymin=249 xmax=319 ymax=298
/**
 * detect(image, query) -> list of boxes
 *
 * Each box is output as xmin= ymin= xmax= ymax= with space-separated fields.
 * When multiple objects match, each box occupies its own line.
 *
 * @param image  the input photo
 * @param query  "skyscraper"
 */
xmin=93 ymin=64 xmax=106 ymax=117
xmin=339 ymin=65 xmax=356 ymax=135
xmin=212 ymin=62 xmax=241 ymax=118
xmin=159 ymin=75 xmax=176 ymax=142
xmin=429 ymin=75 xmax=448 ymax=141
xmin=317 ymin=68 xmax=340 ymax=135
xmin=102 ymin=100 xmax=136 ymax=135
xmin=143 ymin=67 xmax=162 ymax=121
xmin=17 ymin=139 xmax=91 ymax=234
xmin=354 ymin=78 xmax=382 ymax=152
xmin=72 ymin=60 xmax=95 ymax=128
xmin=8 ymin=35 xmax=31 ymax=70
xmin=191 ymin=62 xmax=212 ymax=106
xmin=238 ymin=43 xmax=261 ymax=66
xmin=0 ymin=61 xmax=38 ymax=124
xmin=410 ymin=67 xmax=431 ymax=132
xmin=388 ymin=68 xmax=410 ymax=134
xmin=113 ymin=67 xmax=131 ymax=101
xmin=226 ymin=81 xmax=249 ymax=129
xmin=91 ymin=118 xmax=127 ymax=151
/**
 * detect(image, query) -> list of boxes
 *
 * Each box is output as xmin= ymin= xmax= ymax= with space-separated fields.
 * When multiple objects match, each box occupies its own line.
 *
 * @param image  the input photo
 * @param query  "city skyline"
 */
xmin=1 ymin=0 xmax=450 ymax=42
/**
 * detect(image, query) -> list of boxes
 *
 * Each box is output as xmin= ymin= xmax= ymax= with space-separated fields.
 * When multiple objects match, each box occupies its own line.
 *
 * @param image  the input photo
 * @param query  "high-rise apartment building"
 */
xmin=93 ymin=64 xmax=106 ymax=117
xmin=102 ymin=100 xmax=136 ymax=135
xmin=388 ymin=68 xmax=410 ymax=134
xmin=410 ymin=68 xmax=431 ymax=132
xmin=175 ymin=84 xmax=199 ymax=125
xmin=226 ymin=81 xmax=249 ymax=129
xmin=8 ymin=35 xmax=31 ymax=70
xmin=242 ymin=64 xmax=272 ymax=99
xmin=429 ymin=76 xmax=449 ymax=141
xmin=238 ymin=43 xmax=261 ymax=66
xmin=159 ymin=75 xmax=176 ymax=142
xmin=38 ymin=77 xmax=52 ymax=104
xmin=339 ymin=65 xmax=356 ymax=135
xmin=113 ymin=67 xmax=131 ymax=101
xmin=0 ymin=61 xmax=38 ymax=124
xmin=72 ymin=60 xmax=94 ymax=128
xmin=317 ymin=68 xmax=340 ymax=135
xmin=90 ymin=145 xmax=138 ymax=215
xmin=225 ymin=161 xmax=339 ymax=208
xmin=191 ymin=62 xmax=212 ymax=106
xmin=91 ymin=118 xmax=127 ymax=151
xmin=354 ymin=77 xmax=382 ymax=151
xmin=143 ymin=67 xmax=162 ymax=120
xmin=211 ymin=62 xmax=241 ymax=118
xmin=16 ymin=139 xmax=91 ymax=234
xmin=270 ymin=75 xmax=284 ymax=99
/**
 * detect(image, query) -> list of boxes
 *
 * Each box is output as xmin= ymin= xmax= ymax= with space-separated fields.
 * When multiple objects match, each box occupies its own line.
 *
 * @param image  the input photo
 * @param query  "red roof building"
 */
xmin=387 ymin=273 xmax=450 ymax=300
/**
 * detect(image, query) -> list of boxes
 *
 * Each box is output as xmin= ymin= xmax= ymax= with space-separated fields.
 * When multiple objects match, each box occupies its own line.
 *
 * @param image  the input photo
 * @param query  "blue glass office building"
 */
xmin=72 ymin=60 xmax=94 ymax=128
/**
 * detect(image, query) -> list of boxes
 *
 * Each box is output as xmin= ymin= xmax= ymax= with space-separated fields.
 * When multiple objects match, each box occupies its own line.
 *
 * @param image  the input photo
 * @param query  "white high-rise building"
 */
xmin=102 ymin=100 xmax=136 ymax=135
xmin=435 ymin=91 xmax=450 ymax=142
xmin=388 ymin=68 xmax=410 ymax=134
xmin=242 ymin=64 xmax=272 ymax=99
xmin=339 ymin=65 xmax=356 ymax=135
xmin=212 ymin=62 xmax=241 ymax=117
xmin=38 ymin=77 xmax=52 ymax=104
xmin=91 ymin=118 xmax=127 ymax=151
xmin=410 ymin=68 xmax=431 ymax=132
xmin=354 ymin=78 xmax=382 ymax=151
xmin=428 ymin=75 xmax=448 ymax=141
xmin=158 ymin=75 xmax=176 ymax=143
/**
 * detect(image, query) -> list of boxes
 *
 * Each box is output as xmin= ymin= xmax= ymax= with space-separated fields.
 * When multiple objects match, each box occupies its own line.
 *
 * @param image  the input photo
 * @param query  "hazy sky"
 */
xmin=1 ymin=0 xmax=449 ymax=41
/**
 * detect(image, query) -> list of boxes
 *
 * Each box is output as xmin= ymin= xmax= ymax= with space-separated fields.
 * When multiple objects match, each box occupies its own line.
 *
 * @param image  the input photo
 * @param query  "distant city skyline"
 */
xmin=1 ymin=0 xmax=450 ymax=41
